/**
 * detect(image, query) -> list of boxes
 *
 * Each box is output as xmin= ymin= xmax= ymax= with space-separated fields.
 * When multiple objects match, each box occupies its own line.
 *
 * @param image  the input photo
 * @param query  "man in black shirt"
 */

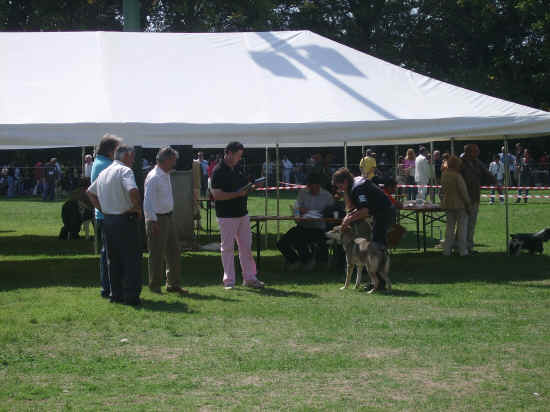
xmin=211 ymin=142 xmax=264 ymax=290
xmin=332 ymin=168 xmax=392 ymax=247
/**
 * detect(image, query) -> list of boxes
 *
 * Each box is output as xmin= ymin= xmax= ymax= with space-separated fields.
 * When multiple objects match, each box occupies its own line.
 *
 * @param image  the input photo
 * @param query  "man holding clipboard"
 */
xmin=210 ymin=142 xmax=265 ymax=290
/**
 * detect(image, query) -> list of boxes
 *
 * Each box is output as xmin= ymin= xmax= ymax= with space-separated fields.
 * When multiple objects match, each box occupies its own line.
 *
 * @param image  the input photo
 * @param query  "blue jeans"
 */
xmin=7 ymin=176 xmax=15 ymax=198
xmin=490 ymin=178 xmax=504 ymax=203
xmin=42 ymin=181 xmax=55 ymax=201
xmin=96 ymin=220 xmax=110 ymax=297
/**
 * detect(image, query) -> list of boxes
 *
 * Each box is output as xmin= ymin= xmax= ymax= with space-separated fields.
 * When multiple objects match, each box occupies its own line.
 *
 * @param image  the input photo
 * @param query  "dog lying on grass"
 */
xmin=509 ymin=228 xmax=550 ymax=255
xmin=326 ymin=225 xmax=391 ymax=293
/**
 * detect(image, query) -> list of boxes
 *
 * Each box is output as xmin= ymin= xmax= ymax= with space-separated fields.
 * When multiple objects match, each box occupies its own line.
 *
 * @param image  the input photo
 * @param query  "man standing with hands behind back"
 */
xmin=211 ymin=141 xmax=264 ymax=290
xmin=87 ymin=144 xmax=143 ymax=306
xmin=143 ymin=146 xmax=187 ymax=295
xmin=90 ymin=133 xmax=121 ymax=299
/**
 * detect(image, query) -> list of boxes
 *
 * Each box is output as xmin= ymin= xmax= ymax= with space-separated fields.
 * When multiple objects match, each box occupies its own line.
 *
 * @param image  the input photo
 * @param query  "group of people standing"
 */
xmin=86 ymin=137 xmax=266 ymax=305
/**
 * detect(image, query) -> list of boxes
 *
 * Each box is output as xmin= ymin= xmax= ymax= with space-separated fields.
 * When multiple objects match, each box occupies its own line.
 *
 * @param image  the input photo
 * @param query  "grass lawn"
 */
xmin=0 ymin=193 xmax=549 ymax=411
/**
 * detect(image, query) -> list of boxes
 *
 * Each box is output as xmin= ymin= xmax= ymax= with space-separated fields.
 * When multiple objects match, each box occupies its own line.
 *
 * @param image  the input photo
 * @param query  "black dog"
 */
xmin=509 ymin=228 xmax=550 ymax=255
xmin=59 ymin=200 xmax=83 ymax=240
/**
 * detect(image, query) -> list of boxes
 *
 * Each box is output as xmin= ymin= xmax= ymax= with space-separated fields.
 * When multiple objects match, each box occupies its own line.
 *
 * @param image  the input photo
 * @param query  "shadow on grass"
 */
xmin=2 ymin=236 xmax=550 ymax=292
xmin=390 ymin=251 xmax=550 ymax=285
xmin=381 ymin=289 xmax=437 ymax=297
xmin=0 ymin=235 xmax=94 ymax=256
xmin=137 ymin=299 xmax=195 ymax=314
xmin=184 ymin=292 xmax=240 ymax=302
xmin=240 ymin=286 xmax=317 ymax=299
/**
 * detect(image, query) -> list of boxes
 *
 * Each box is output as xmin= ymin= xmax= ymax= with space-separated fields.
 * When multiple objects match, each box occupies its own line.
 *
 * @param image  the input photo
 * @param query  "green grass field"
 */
xmin=1 ymin=193 xmax=549 ymax=411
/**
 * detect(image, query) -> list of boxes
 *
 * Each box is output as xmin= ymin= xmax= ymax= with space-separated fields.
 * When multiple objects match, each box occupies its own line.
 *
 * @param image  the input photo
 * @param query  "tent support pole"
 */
xmin=450 ymin=138 xmax=455 ymax=156
xmin=504 ymin=137 xmax=510 ymax=255
xmin=394 ymin=145 xmax=399 ymax=179
xmin=276 ymin=144 xmax=280 ymax=241
xmin=81 ymin=147 xmax=86 ymax=177
xmin=429 ymin=141 xmax=435 ymax=202
xmin=344 ymin=142 xmax=348 ymax=169
xmin=264 ymin=146 xmax=269 ymax=249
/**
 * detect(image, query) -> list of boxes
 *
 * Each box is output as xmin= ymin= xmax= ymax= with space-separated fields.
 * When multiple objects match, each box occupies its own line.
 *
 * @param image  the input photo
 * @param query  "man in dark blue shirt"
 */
xmin=332 ymin=168 xmax=392 ymax=247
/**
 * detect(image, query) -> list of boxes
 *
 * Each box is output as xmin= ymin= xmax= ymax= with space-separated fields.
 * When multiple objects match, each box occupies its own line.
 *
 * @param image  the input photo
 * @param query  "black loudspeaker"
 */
xmin=173 ymin=145 xmax=193 ymax=171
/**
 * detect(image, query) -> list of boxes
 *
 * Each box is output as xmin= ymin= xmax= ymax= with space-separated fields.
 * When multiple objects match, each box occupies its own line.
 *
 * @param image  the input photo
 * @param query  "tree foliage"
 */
xmin=1 ymin=0 xmax=549 ymax=110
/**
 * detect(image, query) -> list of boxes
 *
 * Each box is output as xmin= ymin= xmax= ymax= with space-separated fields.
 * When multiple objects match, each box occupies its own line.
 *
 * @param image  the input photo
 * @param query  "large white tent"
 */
xmin=2 ymin=30 xmax=550 ymax=149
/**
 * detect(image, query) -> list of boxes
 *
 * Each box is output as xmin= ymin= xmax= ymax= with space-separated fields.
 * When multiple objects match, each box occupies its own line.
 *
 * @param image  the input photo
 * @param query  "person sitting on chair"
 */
xmin=277 ymin=173 xmax=334 ymax=271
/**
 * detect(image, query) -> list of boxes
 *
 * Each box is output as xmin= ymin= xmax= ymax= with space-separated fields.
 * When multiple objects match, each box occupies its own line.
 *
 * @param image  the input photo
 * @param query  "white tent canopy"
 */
xmin=2 ymin=30 xmax=550 ymax=148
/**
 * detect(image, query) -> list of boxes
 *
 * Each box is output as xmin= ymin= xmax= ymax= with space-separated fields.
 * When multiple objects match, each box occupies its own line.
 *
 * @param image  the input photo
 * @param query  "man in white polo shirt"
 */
xmin=143 ymin=146 xmax=186 ymax=295
xmin=87 ymin=144 xmax=143 ymax=306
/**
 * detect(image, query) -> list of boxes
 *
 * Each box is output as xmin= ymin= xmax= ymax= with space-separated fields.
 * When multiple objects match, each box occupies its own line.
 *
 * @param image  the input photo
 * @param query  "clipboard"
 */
xmin=238 ymin=177 xmax=266 ymax=193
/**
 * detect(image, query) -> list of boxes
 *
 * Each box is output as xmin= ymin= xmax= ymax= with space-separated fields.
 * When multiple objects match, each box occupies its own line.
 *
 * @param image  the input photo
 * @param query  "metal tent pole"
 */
xmin=429 ymin=141 xmax=435 ymax=202
xmin=276 ymin=144 xmax=280 ymax=240
xmin=450 ymin=138 xmax=455 ymax=156
xmin=123 ymin=0 xmax=140 ymax=31
xmin=503 ymin=137 xmax=510 ymax=255
xmin=264 ymin=145 xmax=269 ymax=249
xmin=394 ymin=145 xmax=399 ymax=179
xmin=344 ymin=142 xmax=348 ymax=169
xmin=81 ymin=147 xmax=86 ymax=177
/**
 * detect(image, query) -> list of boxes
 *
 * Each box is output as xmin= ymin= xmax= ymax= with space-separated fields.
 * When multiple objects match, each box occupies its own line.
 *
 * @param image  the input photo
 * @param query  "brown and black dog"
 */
xmin=326 ymin=224 xmax=391 ymax=293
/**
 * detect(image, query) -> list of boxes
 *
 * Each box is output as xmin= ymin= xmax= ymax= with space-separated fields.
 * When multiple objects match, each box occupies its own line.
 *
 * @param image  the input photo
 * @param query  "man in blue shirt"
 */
xmin=91 ymin=133 xmax=122 ymax=298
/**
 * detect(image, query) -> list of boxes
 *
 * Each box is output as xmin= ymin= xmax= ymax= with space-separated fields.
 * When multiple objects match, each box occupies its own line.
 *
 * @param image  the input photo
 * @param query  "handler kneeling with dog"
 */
xmin=332 ymin=168 xmax=393 ymax=291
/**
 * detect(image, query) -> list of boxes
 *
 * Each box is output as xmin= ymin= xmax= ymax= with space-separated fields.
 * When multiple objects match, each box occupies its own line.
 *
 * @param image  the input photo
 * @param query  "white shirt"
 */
xmin=282 ymin=159 xmax=293 ymax=169
xmin=88 ymin=160 xmax=137 ymax=215
xmin=84 ymin=162 xmax=92 ymax=178
xmin=143 ymin=165 xmax=174 ymax=221
xmin=415 ymin=154 xmax=432 ymax=183
xmin=489 ymin=161 xmax=504 ymax=180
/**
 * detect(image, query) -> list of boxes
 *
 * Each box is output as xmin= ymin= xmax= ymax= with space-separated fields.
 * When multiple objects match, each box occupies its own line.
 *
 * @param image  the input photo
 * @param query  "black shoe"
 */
xmin=100 ymin=291 xmax=110 ymax=299
xmin=124 ymin=297 xmax=141 ymax=306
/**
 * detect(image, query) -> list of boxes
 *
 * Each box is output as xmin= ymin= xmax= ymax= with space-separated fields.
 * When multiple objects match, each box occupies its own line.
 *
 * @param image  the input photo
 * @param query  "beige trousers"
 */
xmin=146 ymin=214 xmax=181 ymax=290
xmin=444 ymin=209 xmax=468 ymax=256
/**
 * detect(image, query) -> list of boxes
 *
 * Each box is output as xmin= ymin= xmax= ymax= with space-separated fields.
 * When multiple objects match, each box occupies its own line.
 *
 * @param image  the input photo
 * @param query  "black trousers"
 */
xmin=372 ymin=210 xmax=392 ymax=247
xmin=277 ymin=226 xmax=327 ymax=264
xmin=103 ymin=214 xmax=142 ymax=302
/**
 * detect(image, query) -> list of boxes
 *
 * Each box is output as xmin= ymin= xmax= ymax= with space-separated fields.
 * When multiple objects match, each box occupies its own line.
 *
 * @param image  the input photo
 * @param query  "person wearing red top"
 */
xmin=32 ymin=161 xmax=45 ymax=196
xmin=382 ymin=178 xmax=402 ymax=224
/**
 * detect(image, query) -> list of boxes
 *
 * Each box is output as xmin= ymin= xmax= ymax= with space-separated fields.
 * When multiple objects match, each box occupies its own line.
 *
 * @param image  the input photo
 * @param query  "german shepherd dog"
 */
xmin=326 ymin=224 xmax=391 ymax=293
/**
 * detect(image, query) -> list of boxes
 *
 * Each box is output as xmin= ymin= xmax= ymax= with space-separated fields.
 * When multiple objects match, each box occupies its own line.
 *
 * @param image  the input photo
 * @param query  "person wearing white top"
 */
xmin=87 ymin=144 xmax=142 ymax=306
xmin=143 ymin=146 xmax=186 ymax=295
xmin=282 ymin=155 xmax=293 ymax=183
xmin=415 ymin=146 xmax=432 ymax=200
xmin=83 ymin=154 xmax=93 ymax=178
xmin=489 ymin=155 xmax=505 ymax=204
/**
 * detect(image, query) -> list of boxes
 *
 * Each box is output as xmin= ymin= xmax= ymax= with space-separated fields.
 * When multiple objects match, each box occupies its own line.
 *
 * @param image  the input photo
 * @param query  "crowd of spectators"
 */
xmin=0 ymin=158 xmax=88 ymax=199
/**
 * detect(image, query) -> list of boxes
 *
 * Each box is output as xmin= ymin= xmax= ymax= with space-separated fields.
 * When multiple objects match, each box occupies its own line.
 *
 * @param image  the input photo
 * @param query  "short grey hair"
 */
xmin=156 ymin=146 xmax=179 ymax=163
xmin=115 ymin=144 xmax=135 ymax=161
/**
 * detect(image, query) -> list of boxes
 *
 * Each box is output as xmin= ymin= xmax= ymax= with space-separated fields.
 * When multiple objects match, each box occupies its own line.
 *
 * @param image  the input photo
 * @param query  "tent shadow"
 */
xmin=0 ymin=235 xmax=94 ymax=256
xmin=390 ymin=251 xmax=550 ymax=285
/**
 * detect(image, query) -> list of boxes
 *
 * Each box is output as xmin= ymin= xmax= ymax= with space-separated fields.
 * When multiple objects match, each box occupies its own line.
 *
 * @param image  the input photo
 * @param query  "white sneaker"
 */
xmin=243 ymin=279 xmax=265 ymax=289
xmin=223 ymin=284 xmax=234 ymax=290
